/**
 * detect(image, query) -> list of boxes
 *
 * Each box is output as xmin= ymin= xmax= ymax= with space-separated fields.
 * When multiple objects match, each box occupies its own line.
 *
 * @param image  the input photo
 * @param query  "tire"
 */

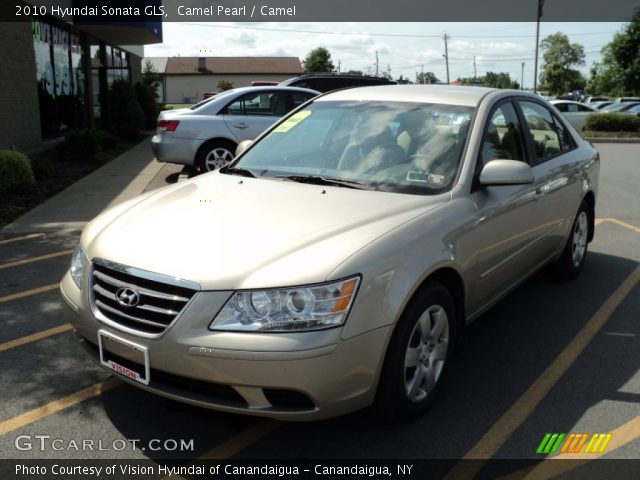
xmin=552 ymin=201 xmax=590 ymax=280
xmin=195 ymin=139 xmax=236 ymax=173
xmin=374 ymin=281 xmax=456 ymax=422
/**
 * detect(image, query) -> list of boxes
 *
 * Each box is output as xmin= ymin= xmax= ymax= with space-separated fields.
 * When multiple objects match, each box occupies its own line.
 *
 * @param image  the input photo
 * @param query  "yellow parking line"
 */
xmin=603 ymin=218 xmax=640 ymax=234
xmin=444 ymin=264 xmax=640 ymax=480
xmin=0 ymin=377 xmax=120 ymax=436
xmin=0 ymin=284 xmax=59 ymax=303
xmin=162 ymin=419 xmax=281 ymax=480
xmin=0 ymin=324 xmax=72 ymax=353
xmin=498 ymin=416 xmax=640 ymax=480
xmin=0 ymin=233 xmax=45 ymax=246
xmin=0 ymin=249 xmax=73 ymax=270
xmin=200 ymin=419 xmax=280 ymax=459
xmin=594 ymin=218 xmax=605 ymax=226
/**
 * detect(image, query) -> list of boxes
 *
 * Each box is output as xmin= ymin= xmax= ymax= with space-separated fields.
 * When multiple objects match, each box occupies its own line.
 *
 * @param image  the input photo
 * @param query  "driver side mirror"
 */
xmin=479 ymin=159 xmax=534 ymax=186
xmin=235 ymin=140 xmax=253 ymax=157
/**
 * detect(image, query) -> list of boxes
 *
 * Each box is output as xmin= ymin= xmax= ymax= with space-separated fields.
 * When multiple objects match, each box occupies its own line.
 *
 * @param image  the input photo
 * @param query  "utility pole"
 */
xmin=367 ymin=66 xmax=371 ymax=76
xmin=421 ymin=65 xmax=424 ymax=84
xmin=337 ymin=60 xmax=341 ymax=73
xmin=473 ymin=56 xmax=477 ymax=81
xmin=533 ymin=0 xmax=544 ymax=93
xmin=375 ymin=51 xmax=379 ymax=77
xmin=521 ymin=62 xmax=525 ymax=90
xmin=387 ymin=64 xmax=391 ymax=78
xmin=443 ymin=33 xmax=450 ymax=84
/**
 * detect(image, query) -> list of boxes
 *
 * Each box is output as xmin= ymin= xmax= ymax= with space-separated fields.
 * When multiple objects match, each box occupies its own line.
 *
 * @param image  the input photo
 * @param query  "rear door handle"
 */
xmin=233 ymin=123 xmax=248 ymax=130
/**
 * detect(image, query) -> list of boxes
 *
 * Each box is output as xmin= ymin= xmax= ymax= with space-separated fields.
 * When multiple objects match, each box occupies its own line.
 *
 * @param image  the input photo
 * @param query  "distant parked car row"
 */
xmin=549 ymin=98 xmax=640 ymax=131
xmin=153 ymin=76 xmax=637 ymax=171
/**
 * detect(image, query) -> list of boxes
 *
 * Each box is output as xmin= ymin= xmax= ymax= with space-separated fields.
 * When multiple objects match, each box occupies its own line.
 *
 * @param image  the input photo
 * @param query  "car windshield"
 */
xmin=229 ymin=100 xmax=474 ymax=195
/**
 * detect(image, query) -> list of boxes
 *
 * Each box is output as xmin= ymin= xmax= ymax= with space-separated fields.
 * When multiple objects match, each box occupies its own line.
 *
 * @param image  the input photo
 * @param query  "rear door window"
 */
xmin=518 ymin=101 xmax=574 ymax=163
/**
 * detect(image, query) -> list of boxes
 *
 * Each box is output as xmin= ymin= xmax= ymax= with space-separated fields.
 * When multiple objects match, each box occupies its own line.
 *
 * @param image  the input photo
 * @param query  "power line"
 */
xmin=180 ymin=22 xmax=617 ymax=40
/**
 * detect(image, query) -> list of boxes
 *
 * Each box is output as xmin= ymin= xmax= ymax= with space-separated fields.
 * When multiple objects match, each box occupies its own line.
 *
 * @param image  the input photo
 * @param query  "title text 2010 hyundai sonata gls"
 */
xmin=61 ymin=85 xmax=599 ymax=421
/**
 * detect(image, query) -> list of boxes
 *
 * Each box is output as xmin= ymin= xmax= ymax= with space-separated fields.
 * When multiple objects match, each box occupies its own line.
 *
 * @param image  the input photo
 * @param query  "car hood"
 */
xmin=84 ymin=173 xmax=448 ymax=290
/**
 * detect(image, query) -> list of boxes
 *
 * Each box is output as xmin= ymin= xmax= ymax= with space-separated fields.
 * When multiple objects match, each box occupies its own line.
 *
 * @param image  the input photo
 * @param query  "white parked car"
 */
xmin=549 ymin=100 xmax=597 ymax=131
xmin=151 ymin=86 xmax=319 ymax=172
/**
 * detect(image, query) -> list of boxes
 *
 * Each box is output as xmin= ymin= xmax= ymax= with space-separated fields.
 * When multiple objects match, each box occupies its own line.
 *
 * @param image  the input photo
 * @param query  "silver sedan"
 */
xmin=151 ymin=86 xmax=319 ymax=172
xmin=63 ymin=86 xmax=599 ymax=421
xmin=549 ymin=100 xmax=597 ymax=131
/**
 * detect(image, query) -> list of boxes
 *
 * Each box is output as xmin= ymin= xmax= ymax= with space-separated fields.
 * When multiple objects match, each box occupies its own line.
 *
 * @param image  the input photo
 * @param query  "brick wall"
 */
xmin=0 ymin=22 xmax=42 ymax=152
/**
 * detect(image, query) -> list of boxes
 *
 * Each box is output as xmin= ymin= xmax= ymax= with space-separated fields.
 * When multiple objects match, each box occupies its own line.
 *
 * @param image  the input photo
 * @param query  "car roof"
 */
xmin=314 ymin=85 xmax=498 ymax=107
xmin=222 ymin=86 xmax=320 ymax=95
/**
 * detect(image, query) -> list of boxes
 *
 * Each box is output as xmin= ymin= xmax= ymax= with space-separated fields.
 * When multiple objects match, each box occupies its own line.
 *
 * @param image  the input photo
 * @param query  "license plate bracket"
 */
xmin=98 ymin=330 xmax=150 ymax=385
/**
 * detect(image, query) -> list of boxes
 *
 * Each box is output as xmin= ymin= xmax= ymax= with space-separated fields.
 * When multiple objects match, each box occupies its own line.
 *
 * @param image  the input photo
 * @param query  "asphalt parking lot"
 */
xmin=0 ymin=143 xmax=638 ymax=478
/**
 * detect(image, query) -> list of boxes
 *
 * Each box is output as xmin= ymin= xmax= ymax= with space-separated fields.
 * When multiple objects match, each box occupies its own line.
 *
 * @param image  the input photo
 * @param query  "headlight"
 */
xmin=210 ymin=276 xmax=360 ymax=332
xmin=69 ymin=243 xmax=85 ymax=289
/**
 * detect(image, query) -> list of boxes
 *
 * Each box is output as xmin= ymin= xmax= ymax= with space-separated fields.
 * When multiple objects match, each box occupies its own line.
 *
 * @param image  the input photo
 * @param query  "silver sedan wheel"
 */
xmin=572 ymin=211 xmax=588 ymax=268
xmin=204 ymin=147 xmax=234 ymax=171
xmin=403 ymin=305 xmax=450 ymax=403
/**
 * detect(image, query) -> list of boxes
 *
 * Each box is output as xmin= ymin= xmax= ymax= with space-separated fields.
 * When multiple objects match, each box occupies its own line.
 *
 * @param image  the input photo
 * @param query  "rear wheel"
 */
xmin=196 ymin=140 xmax=236 ymax=173
xmin=553 ymin=201 xmax=590 ymax=280
xmin=374 ymin=281 xmax=456 ymax=422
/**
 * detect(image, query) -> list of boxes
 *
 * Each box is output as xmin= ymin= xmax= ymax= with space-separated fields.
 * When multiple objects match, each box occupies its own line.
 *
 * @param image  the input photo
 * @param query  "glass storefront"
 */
xmin=32 ymin=19 xmax=132 ymax=137
xmin=32 ymin=19 xmax=88 ymax=137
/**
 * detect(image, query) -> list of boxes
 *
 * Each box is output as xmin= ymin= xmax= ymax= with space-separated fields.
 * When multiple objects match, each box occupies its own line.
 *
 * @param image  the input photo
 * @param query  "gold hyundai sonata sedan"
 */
xmin=61 ymin=85 xmax=599 ymax=421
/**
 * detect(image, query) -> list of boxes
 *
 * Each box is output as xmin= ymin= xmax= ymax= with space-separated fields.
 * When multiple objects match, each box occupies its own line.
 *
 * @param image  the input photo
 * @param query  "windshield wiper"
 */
xmin=220 ymin=167 xmax=258 ymax=178
xmin=274 ymin=175 xmax=375 ymax=190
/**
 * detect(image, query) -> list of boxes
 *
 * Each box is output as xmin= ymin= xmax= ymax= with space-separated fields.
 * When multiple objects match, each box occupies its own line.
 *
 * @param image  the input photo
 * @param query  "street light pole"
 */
xmin=533 ymin=0 xmax=544 ymax=93
xmin=521 ymin=62 xmax=525 ymax=90
xmin=443 ymin=33 xmax=450 ymax=84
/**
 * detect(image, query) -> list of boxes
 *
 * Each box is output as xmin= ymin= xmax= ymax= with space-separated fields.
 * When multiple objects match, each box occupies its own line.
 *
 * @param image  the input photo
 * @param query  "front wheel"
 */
xmin=374 ymin=281 xmax=456 ymax=422
xmin=196 ymin=140 xmax=236 ymax=173
xmin=552 ymin=201 xmax=590 ymax=280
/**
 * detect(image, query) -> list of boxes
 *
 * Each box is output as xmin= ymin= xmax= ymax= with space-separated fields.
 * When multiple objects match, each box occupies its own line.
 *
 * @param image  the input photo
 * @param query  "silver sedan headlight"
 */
xmin=210 ymin=276 xmax=360 ymax=332
xmin=69 ymin=243 xmax=85 ymax=289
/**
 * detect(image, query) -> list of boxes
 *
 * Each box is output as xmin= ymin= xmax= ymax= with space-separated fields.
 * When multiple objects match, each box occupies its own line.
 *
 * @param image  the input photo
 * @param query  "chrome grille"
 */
xmin=90 ymin=259 xmax=198 ymax=337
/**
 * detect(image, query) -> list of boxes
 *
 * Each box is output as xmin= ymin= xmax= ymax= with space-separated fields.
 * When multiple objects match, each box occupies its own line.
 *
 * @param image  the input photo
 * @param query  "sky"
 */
xmin=145 ymin=22 xmax=626 ymax=89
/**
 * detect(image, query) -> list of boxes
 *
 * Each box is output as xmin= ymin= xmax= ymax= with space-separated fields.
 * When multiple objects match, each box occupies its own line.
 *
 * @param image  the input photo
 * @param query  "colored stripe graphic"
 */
xmin=538 ymin=433 xmax=612 ymax=455
xmin=584 ymin=434 xmax=612 ymax=453
xmin=537 ymin=433 xmax=566 ymax=454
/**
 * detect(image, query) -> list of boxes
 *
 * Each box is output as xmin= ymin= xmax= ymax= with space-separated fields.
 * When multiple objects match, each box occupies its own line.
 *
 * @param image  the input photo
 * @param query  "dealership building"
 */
xmin=0 ymin=1 xmax=162 ymax=152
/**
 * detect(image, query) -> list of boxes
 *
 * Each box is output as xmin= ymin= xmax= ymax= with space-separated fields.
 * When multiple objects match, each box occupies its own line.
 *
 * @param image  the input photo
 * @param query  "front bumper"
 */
xmin=60 ymin=271 xmax=390 ymax=421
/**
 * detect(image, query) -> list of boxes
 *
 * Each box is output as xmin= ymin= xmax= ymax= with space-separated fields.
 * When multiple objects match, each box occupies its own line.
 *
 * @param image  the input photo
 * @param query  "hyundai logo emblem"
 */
xmin=115 ymin=287 xmax=140 ymax=307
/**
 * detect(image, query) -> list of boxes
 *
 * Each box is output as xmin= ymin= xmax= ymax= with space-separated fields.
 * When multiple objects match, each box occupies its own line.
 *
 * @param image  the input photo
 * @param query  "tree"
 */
xmin=457 ymin=72 xmax=519 ymax=89
xmin=539 ymin=32 xmax=586 ymax=95
xmin=416 ymin=72 xmax=439 ymax=84
xmin=141 ymin=59 xmax=160 ymax=90
xmin=302 ymin=47 xmax=335 ymax=73
xmin=217 ymin=79 xmax=234 ymax=91
xmin=587 ymin=10 xmax=640 ymax=96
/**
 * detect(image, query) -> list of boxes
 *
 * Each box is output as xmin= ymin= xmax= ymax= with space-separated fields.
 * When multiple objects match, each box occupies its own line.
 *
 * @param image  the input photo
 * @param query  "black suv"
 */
xmin=279 ymin=73 xmax=396 ymax=93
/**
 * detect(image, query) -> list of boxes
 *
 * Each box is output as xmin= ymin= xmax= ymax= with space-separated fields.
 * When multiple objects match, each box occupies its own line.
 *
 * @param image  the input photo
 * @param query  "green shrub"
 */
xmin=0 ymin=150 xmax=35 ymax=194
xmin=134 ymin=82 xmax=159 ymax=129
xmin=58 ymin=129 xmax=119 ymax=161
xmin=97 ymin=131 xmax=119 ymax=151
xmin=58 ymin=129 xmax=101 ymax=161
xmin=106 ymin=80 xmax=144 ymax=139
xmin=30 ymin=155 xmax=53 ymax=180
xmin=584 ymin=113 xmax=640 ymax=132
xmin=116 ymin=124 xmax=140 ymax=141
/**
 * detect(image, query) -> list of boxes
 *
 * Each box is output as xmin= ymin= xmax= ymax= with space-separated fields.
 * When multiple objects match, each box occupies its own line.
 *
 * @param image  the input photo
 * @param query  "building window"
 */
xmin=32 ymin=19 xmax=88 ymax=137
